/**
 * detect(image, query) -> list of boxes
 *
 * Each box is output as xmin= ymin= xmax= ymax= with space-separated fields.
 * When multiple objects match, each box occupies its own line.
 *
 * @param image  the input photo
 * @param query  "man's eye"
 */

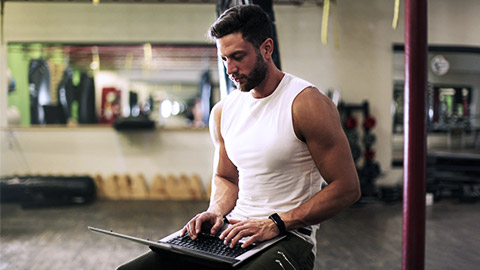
xmin=234 ymin=55 xmax=244 ymax=61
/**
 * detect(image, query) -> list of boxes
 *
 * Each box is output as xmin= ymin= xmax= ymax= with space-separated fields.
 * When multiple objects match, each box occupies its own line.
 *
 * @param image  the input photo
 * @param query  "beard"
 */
xmin=231 ymin=52 xmax=268 ymax=92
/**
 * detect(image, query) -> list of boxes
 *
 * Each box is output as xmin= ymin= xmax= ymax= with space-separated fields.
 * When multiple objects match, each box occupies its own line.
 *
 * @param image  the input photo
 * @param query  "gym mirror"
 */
xmin=6 ymin=43 xmax=220 ymax=129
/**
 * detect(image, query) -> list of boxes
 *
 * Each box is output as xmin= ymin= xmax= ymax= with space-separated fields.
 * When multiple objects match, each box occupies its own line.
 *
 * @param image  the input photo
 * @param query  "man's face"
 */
xmin=216 ymin=33 xmax=268 ymax=92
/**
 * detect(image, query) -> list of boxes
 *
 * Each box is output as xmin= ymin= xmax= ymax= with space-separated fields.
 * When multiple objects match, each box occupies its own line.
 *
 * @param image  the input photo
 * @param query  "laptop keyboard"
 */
xmin=165 ymin=232 xmax=253 ymax=258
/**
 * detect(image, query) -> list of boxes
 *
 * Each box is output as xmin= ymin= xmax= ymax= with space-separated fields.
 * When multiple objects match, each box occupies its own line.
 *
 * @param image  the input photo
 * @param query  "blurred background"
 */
xmin=1 ymin=0 xmax=479 ymax=269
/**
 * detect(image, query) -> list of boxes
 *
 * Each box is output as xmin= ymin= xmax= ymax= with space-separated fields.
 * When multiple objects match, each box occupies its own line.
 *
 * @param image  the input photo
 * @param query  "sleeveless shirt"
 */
xmin=220 ymin=73 xmax=324 ymax=252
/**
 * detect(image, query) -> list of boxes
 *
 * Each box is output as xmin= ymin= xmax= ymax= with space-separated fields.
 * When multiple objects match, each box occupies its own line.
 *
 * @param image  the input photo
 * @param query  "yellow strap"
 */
xmin=91 ymin=46 xmax=100 ymax=74
xmin=321 ymin=0 xmax=330 ymax=45
xmin=125 ymin=53 xmax=133 ymax=70
xmin=143 ymin=42 xmax=152 ymax=70
xmin=392 ymin=0 xmax=400 ymax=29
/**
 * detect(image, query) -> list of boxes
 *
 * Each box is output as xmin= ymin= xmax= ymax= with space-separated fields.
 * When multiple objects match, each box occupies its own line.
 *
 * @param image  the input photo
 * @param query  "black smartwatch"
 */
xmin=269 ymin=213 xmax=286 ymax=235
xmin=223 ymin=216 xmax=230 ymax=224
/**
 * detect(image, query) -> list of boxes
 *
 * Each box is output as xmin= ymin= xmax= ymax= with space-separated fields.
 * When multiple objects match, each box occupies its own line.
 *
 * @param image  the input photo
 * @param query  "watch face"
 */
xmin=431 ymin=55 xmax=450 ymax=76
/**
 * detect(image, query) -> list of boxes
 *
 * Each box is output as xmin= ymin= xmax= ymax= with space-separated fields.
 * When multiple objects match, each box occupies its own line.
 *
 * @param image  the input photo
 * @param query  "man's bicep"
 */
xmin=215 ymin=142 xmax=239 ymax=185
xmin=308 ymin=131 xmax=357 ymax=185
xmin=209 ymin=101 xmax=239 ymax=185
xmin=209 ymin=144 xmax=239 ymax=214
xmin=208 ymin=102 xmax=239 ymax=211
xmin=294 ymin=89 xmax=358 ymax=184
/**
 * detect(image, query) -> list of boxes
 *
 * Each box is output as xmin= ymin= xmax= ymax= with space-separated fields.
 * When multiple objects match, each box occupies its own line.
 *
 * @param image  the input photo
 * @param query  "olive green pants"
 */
xmin=116 ymin=233 xmax=314 ymax=270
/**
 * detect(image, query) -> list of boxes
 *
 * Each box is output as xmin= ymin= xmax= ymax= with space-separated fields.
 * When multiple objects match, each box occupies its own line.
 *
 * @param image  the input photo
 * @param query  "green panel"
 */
xmin=7 ymin=44 xmax=31 ymax=126
xmin=7 ymin=43 xmax=66 ymax=126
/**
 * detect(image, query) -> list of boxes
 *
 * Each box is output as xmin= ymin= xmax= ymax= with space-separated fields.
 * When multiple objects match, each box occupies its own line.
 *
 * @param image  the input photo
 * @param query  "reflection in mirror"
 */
xmin=6 ymin=43 xmax=219 ymax=128
xmin=392 ymin=45 xmax=480 ymax=135
xmin=391 ymin=44 xmax=480 ymax=164
xmin=393 ymin=82 xmax=474 ymax=134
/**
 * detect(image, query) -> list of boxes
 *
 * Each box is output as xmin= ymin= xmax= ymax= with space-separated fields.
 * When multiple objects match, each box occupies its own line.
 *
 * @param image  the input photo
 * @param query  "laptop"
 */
xmin=88 ymin=225 xmax=286 ymax=268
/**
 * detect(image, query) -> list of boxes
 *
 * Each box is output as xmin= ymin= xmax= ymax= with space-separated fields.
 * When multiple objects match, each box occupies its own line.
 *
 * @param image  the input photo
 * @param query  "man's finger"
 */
xmin=241 ymin=234 xmax=258 ymax=248
xmin=228 ymin=219 xmax=241 ymax=224
xmin=188 ymin=220 xmax=198 ymax=240
xmin=219 ymin=224 xmax=234 ymax=239
xmin=196 ymin=213 xmax=215 ymax=236
xmin=210 ymin=217 xmax=224 ymax=235
xmin=229 ymin=229 xmax=249 ymax=248
xmin=223 ymin=224 xmax=245 ymax=244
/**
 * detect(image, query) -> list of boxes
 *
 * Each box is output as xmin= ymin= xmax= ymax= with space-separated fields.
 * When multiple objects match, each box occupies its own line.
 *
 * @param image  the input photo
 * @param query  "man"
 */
xmin=118 ymin=4 xmax=360 ymax=270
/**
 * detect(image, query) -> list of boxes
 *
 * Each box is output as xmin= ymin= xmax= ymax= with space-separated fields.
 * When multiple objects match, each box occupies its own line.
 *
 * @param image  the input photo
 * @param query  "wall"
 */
xmin=1 ymin=0 xmax=480 ymax=183
xmin=3 ymin=3 xmax=216 ymax=43
xmin=273 ymin=0 xmax=480 ymax=174
xmin=0 ymin=127 xmax=215 ymax=187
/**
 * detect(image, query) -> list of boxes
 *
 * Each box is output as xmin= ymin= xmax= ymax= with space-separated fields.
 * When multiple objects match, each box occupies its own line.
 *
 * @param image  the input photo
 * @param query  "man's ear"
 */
xmin=261 ymin=38 xmax=274 ymax=59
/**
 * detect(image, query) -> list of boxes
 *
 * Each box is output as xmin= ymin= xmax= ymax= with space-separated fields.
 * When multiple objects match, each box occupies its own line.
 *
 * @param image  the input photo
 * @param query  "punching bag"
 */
xmin=28 ymin=59 xmax=51 ymax=124
xmin=57 ymin=68 xmax=76 ymax=122
xmin=77 ymin=72 xmax=98 ymax=124
xmin=199 ymin=70 xmax=214 ymax=125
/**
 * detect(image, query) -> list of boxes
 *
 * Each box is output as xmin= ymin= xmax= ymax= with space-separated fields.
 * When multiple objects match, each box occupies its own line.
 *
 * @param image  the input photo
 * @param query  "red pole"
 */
xmin=403 ymin=0 xmax=428 ymax=269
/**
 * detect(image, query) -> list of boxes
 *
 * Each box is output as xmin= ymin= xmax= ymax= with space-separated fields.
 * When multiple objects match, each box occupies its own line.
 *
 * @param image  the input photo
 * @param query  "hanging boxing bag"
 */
xmin=28 ymin=59 xmax=51 ymax=124
xmin=57 ymin=68 xmax=76 ymax=122
xmin=78 ymin=72 xmax=98 ymax=124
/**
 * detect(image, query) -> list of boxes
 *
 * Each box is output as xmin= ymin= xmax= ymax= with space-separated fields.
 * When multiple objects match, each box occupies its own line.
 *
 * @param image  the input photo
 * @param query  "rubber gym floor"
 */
xmin=1 ymin=199 xmax=479 ymax=270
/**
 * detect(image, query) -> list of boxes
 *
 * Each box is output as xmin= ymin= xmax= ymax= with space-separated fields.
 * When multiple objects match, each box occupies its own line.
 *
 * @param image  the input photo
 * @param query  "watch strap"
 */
xmin=269 ymin=213 xmax=286 ymax=234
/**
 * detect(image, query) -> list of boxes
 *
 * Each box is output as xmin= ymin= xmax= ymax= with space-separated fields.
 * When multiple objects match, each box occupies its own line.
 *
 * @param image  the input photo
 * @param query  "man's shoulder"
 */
xmin=281 ymin=73 xmax=319 ymax=97
xmin=284 ymin=73 xmax=315 ymax=87
xmin=293 ymin=86 xmax=335 ymax=117
xmin=211 ymin=90 xmax=240 ymax=128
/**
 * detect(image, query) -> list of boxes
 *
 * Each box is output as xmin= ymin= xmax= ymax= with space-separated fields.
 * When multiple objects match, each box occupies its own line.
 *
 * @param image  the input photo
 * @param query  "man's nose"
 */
xmin=225 ymin=61 xmax=238 ymax=75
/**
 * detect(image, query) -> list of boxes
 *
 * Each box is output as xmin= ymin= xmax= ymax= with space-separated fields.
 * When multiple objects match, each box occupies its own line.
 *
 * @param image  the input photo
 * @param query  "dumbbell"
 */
xmin=361 ymin=162 xmax=380 ymax=179
xmin=363 ymin=115 xmax=376 ymax=130
xmin=363 ymin=133 xmax=376 ymax=147
xmin=344 ymin=116 xmax=358 ymax=130
xmin=364 ymin=148 xmax=375 ymax=162
xmin=346 ymin=130 xmax=360 ymax=144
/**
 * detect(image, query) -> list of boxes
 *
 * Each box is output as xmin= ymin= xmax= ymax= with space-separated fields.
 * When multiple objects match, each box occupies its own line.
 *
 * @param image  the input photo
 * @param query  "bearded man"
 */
xmin=118 ymin=4 xmax=360 ymax=270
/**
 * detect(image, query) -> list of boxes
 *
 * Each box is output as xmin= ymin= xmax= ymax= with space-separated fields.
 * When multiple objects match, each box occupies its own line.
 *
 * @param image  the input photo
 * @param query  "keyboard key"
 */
xmin=165 ymin=232 xmax=252 ymax=258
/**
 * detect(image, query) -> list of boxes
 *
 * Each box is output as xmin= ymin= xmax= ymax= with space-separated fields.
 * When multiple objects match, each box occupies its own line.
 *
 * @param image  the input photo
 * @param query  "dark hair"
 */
xmin=208 ymin=4 xmax=273 ymax=48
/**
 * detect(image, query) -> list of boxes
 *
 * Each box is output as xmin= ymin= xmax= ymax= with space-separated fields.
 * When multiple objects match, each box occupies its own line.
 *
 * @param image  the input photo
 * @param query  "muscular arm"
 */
xmin=207 ymin=101 xmax=239 ymax=217
xmin=280 ymin=87 xmax=361 ymax=230
xmin=182 ymin=101 xmax=239 ymax=239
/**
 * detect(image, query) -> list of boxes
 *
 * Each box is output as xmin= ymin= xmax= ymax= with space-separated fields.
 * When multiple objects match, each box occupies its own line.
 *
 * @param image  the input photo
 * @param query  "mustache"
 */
xmin=230 ymin=73 xmax=246 ymax=81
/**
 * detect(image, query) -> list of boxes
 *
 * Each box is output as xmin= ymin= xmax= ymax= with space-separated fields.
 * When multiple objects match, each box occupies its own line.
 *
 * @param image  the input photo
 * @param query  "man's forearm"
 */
xmin=279 ymin=181 xmax=360 ymax=230
xmin=207 ymin=175 xmax=239 ymax=217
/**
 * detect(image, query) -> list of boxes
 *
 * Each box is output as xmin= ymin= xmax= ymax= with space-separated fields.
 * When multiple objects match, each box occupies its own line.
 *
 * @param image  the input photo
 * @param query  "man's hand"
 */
xmin=181 ymin=212 xmax=225 ymax=240
xmin=219 ymin=218 xmax=279 ymax=248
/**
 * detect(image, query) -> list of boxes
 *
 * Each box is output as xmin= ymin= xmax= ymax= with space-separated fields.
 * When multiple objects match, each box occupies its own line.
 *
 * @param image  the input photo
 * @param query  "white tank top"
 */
xmin=221 ymin=73 xmax=324 ymax=251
